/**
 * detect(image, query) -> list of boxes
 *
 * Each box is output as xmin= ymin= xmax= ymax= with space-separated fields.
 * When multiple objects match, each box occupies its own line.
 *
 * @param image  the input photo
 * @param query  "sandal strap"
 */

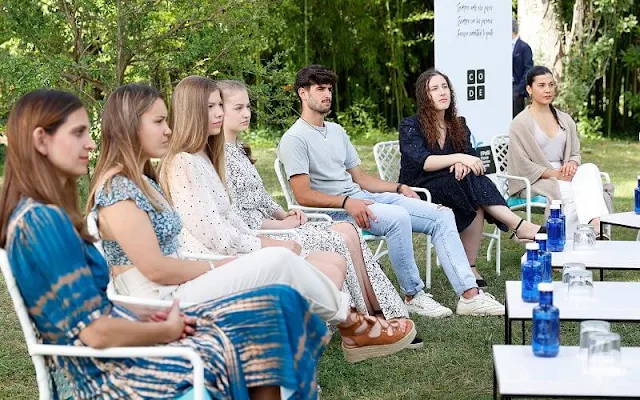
xmin=340 ymin=317 xmax=414 ymax=348
xmin=510 ymin=218 xmax=525 ymax=239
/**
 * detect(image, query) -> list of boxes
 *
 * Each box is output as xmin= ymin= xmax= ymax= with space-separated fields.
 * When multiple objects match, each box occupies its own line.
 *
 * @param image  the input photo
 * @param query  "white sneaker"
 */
xmin=405 ymin=291 xmax=453 ymax=318
xmin=456 ymin=290 xmax=505 ymax=316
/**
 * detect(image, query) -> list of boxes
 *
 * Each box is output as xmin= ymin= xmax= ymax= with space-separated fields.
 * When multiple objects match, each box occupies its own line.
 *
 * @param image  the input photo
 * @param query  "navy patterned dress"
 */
xmin=398 ymin=115 xmax=508 ymax=232
xmin=5 ymin=197 xmax=329 ymax=399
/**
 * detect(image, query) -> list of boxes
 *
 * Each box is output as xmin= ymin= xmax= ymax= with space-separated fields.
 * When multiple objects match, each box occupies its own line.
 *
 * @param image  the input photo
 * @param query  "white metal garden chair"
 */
xmin=372 ymin=140 xmax=501 ymax=276
xmin=0 ymin=249 xmax=208 ymax=400
xmin=275 ymin=157 xmax=437 ymax=288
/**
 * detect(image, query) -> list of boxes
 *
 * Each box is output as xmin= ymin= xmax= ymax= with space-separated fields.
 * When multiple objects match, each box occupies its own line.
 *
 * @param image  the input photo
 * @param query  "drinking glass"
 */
xmin=562 ymin=262 xmax=586 ymax=283
xmin=573 ymin=224 xmax=597 ymax=251
xmin=566 ymin=269 xmax=594 ymax=296
xmin=579 ymin=321 xmax=611 ymax=359
xmin=586 ymin=332 xmax=623 ymax=376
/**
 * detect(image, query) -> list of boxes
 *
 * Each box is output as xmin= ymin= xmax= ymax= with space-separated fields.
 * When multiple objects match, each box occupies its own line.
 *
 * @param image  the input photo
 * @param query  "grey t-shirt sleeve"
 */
xmin=341 ymin=127 xmax=361 ymax=169
xmin=278 ymin=134 xmax=309 ymax=178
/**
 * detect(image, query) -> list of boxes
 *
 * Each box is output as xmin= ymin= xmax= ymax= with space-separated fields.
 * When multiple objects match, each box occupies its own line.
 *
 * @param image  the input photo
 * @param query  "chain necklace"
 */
xmin=299 ymin=116 xmax=328 ymax=140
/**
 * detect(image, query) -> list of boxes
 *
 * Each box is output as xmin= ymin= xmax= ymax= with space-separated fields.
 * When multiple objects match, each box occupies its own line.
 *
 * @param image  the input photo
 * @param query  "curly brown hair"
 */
xmin=415 ymin=69 xmax=467 ymax=152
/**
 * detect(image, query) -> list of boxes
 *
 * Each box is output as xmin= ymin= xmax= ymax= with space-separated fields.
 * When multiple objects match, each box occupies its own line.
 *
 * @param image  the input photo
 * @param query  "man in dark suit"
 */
xmin=512 ymin=19 xmax=533 ymax=118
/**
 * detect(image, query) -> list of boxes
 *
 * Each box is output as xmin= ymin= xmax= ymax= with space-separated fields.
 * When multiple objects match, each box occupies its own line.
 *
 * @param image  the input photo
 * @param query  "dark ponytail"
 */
xmin=525 ymin=65 xmax=564 ymax=130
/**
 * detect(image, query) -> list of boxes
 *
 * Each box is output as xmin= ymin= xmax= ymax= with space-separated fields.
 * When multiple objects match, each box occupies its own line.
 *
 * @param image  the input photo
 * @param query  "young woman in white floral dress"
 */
xmin=218 ymin=80 xmax=412 ymax=323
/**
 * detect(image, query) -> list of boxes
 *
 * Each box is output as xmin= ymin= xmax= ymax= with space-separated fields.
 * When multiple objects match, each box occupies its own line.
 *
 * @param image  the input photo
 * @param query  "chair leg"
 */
xmin=495 ymin=229 xmax=501 ymax=276
xmin=426 ymin=235 xmax=432 ymax=289
xmin=487 ymin=237 xmax=495 ymax=262
xmin=373 ymin=240 xmax=386 ymax=259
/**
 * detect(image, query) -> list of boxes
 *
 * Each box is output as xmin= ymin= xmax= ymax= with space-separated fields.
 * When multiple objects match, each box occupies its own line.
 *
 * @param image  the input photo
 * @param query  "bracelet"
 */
xmin=396 ymin=184 xmax=404 ymax=193
xmin=341 ymin=196 xmax=350 ymax=208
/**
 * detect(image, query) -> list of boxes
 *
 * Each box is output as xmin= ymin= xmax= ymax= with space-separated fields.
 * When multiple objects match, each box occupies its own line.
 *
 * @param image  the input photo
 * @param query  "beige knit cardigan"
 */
xmin=507 ymin=106 xmax=581 ymax=206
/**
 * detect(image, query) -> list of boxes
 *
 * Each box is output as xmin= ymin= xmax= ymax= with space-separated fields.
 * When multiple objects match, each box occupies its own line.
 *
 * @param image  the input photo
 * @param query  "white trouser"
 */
xmin=557 ymin=163 xmax=609 ymax=236
xmin=112 ymin=247 xmax=350 ymax=324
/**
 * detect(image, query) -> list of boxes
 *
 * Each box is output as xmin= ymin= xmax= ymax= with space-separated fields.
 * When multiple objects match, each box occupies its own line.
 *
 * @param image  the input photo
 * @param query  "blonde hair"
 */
xmin=216 ymin=79 xmax=248 ymax=99
xmin=216 ymin=79 xmax=256 ymax=164
xmin=158 ymin=76 xmax=224 ymax=199
xmin=87 ymin=84 xmax=165 ymax=212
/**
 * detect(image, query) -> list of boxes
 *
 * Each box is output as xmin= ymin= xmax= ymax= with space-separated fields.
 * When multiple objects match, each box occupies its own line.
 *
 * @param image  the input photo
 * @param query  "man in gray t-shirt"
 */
xmin=278 ymin=65 xmax=504 ymax=318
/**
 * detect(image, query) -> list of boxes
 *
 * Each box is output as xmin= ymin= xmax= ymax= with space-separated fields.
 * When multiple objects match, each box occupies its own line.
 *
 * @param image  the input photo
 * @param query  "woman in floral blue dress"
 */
xmin=0 ymin=89 xmax=329 ymax=399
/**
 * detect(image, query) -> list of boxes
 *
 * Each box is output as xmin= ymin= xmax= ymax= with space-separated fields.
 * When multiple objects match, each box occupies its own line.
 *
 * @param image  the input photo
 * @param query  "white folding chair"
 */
xmin=0 ymin=249 xmax=207 ymax=400
xmin=371 ymin=140 xmax=442 ymax=282
xmin=491 ymin=135 xmax=548 ymax=223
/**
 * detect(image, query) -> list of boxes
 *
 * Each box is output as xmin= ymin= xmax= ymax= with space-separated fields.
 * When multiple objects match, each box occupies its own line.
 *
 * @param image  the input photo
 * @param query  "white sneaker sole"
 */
xmin=406 ymin=304 xmax=453 ymax=318
xmin=456 ymin=306 xmax=505 ymax=316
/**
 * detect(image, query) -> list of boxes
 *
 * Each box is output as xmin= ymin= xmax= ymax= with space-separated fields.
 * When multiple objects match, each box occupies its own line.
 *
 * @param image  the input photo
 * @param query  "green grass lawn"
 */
xmin=1 ymin=139 xmax=640 ymax=399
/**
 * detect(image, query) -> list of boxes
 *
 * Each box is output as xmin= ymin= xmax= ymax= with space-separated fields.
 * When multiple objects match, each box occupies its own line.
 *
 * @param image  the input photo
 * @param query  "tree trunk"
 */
xmin=518 ymin=0 xmax=563 ymax=80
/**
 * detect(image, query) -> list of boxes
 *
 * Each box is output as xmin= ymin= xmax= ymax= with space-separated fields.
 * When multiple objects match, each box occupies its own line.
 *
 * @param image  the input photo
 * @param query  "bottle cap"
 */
xmin=552 ymin=199 xmax=562 ymax=205
xmin=550 ymin=204 xmax=560 ymax=209
xmin=538 ymin=282 xmax=553 ymax=292
xmin=637 ymin=175 xmax=640 ymax=180
xmin=535 ymin=233 xmax=548 ymax=241
xmin=526 ymin=243 xmax=540 ymax=250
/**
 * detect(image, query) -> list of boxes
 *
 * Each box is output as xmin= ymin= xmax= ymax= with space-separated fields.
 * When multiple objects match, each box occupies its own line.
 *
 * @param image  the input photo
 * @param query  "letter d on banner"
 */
xmin=434 ymin=0 xmax=512 ymax=147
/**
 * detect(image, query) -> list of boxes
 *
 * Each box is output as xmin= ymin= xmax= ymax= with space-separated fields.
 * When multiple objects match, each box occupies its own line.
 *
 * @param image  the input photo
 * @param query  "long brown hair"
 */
xmin=217 ymin=79 xmax=256 ymax=164
xmin=415 ymin=69 xmax=467 ymax=152
xmin=0 ymin=90 xmax=93 ymax=245
xmin=158 ymin=76 xmax=224 ymax=198
xmin=87 ymin=84 xmax=165 ymax=212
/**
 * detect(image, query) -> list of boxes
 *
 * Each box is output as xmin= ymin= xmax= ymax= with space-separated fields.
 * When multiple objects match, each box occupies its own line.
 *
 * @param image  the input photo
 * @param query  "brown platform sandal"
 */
xmin=338 ymin=314 xmax=416 ymax=363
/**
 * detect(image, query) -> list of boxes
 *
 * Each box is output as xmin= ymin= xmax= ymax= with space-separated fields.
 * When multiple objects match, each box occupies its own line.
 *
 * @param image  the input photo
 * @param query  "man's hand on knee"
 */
xmin=344 ymin=198 xmax=377 ymax=229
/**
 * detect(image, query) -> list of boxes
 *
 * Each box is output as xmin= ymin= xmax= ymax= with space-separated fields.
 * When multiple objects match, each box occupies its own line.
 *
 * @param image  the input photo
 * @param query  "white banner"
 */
xmin=434 ymin=0 xmax=512 ymax=153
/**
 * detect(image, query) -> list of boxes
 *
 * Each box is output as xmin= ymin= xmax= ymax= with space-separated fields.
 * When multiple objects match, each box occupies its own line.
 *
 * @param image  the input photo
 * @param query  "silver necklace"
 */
xmin=300 ymin=117 xmax=328 ymax=140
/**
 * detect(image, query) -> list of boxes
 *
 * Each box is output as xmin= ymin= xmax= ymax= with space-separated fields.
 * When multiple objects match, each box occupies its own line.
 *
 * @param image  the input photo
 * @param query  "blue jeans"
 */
xmin=332 ymin=190 xmax=477 ymax=297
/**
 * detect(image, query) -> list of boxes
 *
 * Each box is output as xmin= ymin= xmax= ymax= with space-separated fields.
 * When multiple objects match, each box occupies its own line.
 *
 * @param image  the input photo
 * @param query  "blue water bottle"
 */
xmin=635 ymin=175 xmax=640 ymax=215
xmin=551 ymin=199 xmax=566 ymax=244
xmin=522 ymin=243 xmax=542 ymax=303
xmin=532 ymin=282 xmax=560 ymax=357
xmin=547 ymin=204 xmax=565 ymax=252
xmin=535 ymin=233 xmax=552 ymax=282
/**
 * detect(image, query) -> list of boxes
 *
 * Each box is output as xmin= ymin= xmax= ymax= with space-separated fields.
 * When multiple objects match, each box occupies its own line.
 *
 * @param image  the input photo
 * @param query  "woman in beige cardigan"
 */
xmin=508 ymin=66 xmax=610 ymax=238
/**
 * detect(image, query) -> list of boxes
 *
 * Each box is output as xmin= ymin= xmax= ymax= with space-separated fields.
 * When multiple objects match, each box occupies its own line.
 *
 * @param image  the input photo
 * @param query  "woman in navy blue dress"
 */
xmin=399 ymin=69 xmax=543 ymax=285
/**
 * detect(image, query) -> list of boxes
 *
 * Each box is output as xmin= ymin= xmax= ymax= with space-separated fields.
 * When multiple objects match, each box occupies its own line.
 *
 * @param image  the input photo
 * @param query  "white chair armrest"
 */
xmin=108 ymin=293 xmax=196 ymax=309
xmin=495 ymin=173 xmax=534 ymax=221
xmin=409 ymin=187 xmax=432 ymax=203
xmin=30 ymin=344 xmax=206 ymax=400
xmin=181 ymin=252 xmax=231 ymax=262
xmin=257 ymin=229 xmax=301 ymax=241
xmin=600 ymin=171 xmax=611 ymax=184
xmin=289 ymin=205 xmax=346 ymax=214
xmin=305 ymin=213 xmax=334 ymax=222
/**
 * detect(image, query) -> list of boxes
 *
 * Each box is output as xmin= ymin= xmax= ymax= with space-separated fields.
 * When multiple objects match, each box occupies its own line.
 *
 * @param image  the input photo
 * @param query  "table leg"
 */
xmin=504 ymin=297 xmax=510 ymax=344
xmin=600 ymin=268 xmax=604 ymax=281
xmin=521 ymin=320 xmax=525 ymax=345
xmin=493 ymin=363 xmax=497 ymax=400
